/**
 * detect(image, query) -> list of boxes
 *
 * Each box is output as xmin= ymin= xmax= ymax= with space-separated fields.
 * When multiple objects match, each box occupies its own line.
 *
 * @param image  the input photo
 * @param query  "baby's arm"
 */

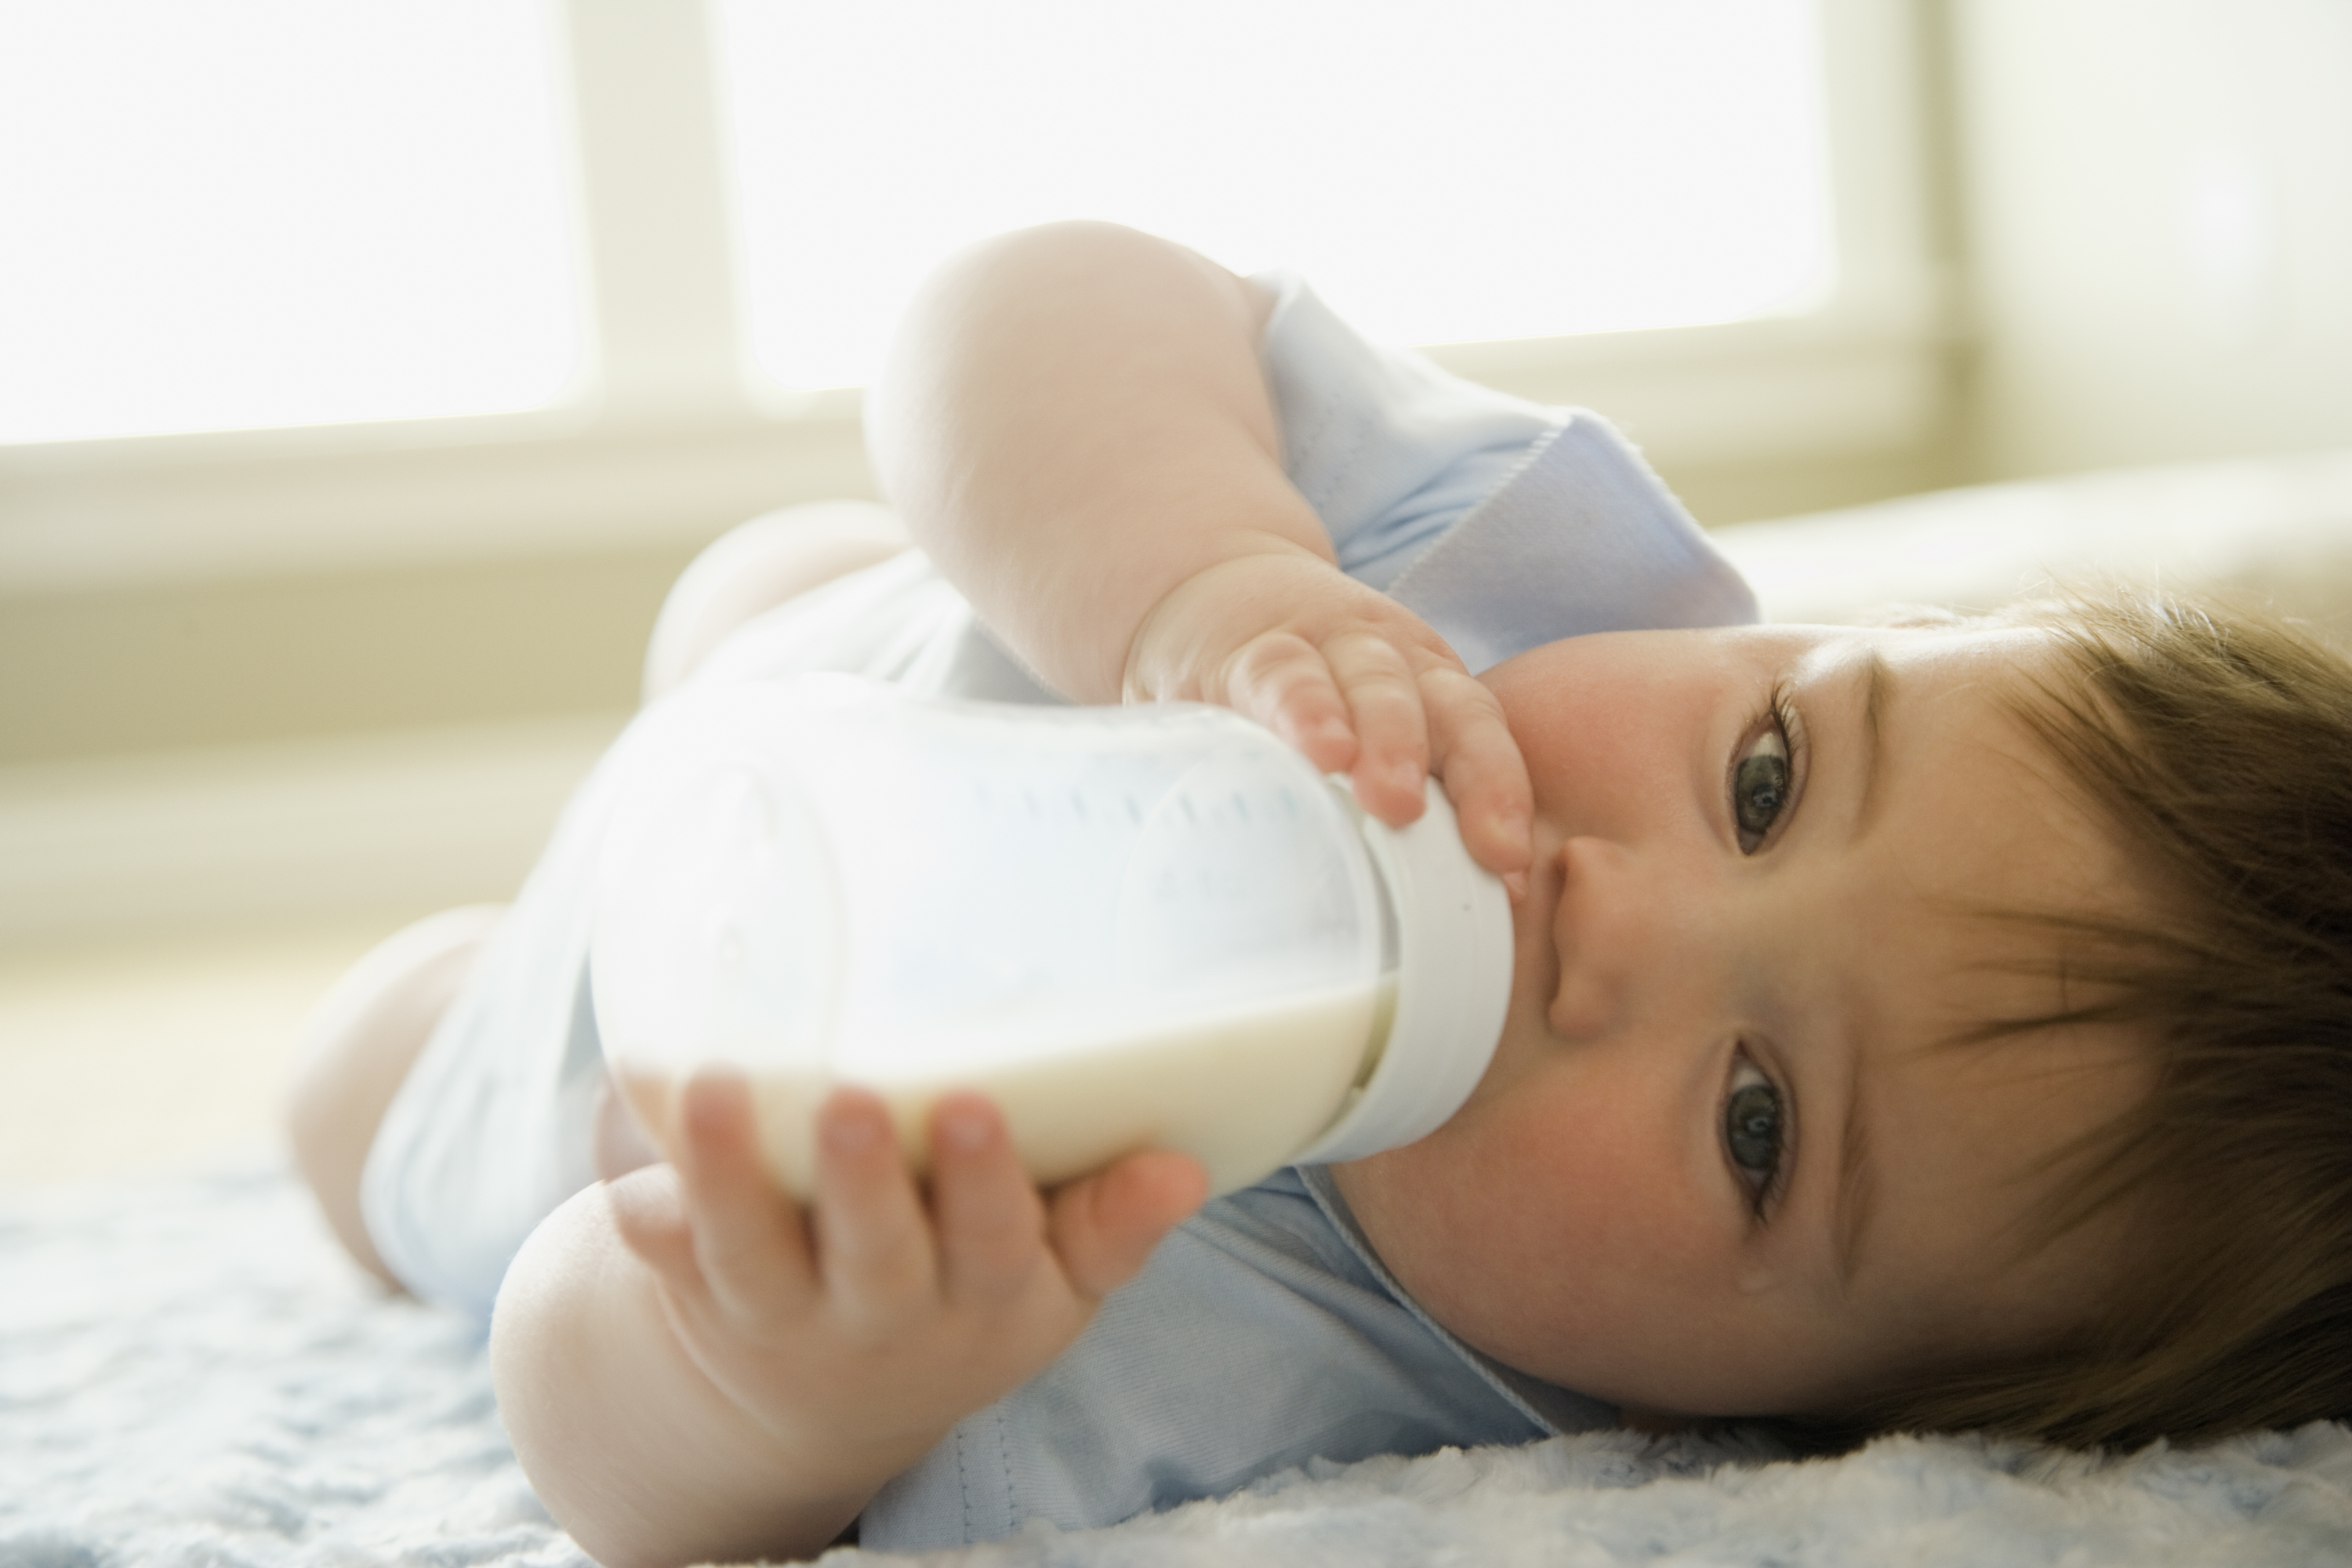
xmin=868 ymin=220 xmax=1532 ymax=878
xmin=492 ymin=1080 xmax=1203 ymax=1568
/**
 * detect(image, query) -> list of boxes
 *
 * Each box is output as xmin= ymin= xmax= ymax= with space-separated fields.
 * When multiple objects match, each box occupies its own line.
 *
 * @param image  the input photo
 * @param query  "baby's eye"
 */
xmin=1724 ymin=1056 xmax=1786 ymax=1211
xmin=1731 ymin=724 xmax=1791 ymax=852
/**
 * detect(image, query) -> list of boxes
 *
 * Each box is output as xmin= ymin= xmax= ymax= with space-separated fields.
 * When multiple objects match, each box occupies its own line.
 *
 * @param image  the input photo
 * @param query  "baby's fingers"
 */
xmin=928 ymin=1093 xmax=1050 ymax=1306
xmin=1221 ymin=632 xmax=1360 ymax=777
xmin=605 ymin=1161 xmax=699 ymax=1287
xmin=1420 ymin=667 xmax=1534 ymax=891
xmin=673 ymin=1069 xmax=818 ymax=1321
xmin=1320 ymin=631 xmax=1431 ymax=828
xmin=810 ymin=1087 xmax=938 ymax=1328
xmin=1045 ymin=1150 xmax=1207 ymax=1301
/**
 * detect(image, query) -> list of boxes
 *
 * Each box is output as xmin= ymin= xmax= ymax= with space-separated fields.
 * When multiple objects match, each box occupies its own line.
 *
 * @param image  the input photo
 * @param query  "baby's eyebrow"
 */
xmin=1833 ymin=648 xmax=1893 ymax=1291
xmin=1834 ymin=1061 xmax=1877 ymax=1292
xmin=1848 ymin=649 xmax=1895 ymax=843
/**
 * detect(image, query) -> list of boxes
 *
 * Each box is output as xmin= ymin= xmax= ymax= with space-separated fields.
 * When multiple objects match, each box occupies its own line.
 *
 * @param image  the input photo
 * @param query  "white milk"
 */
xmin=619 ymin=978 xmax=1391 ymax=1198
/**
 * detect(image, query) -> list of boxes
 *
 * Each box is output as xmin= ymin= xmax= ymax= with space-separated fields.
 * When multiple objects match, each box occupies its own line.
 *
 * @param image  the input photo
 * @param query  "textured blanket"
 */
xmin=7 ymin=1157 xmax=2352 ymax=1568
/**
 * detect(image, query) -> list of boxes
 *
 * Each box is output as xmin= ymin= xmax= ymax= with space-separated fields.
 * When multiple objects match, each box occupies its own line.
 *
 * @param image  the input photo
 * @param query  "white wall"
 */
xmin=1952 ymin=0 xmax=2352 ymax=478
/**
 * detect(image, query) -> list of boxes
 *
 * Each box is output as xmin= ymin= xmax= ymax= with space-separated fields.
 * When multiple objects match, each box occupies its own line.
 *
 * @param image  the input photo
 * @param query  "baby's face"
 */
xmin=1332 ymin=621 xmax=2153 ymax=1421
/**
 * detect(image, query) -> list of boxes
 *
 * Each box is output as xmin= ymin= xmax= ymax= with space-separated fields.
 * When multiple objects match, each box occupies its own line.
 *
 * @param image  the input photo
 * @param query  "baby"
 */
xmin=288 ymin=223 xmax=2352 ymax=1567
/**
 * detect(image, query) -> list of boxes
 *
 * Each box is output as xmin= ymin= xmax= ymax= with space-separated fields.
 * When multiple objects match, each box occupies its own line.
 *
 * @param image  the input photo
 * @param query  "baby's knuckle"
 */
xmin=840 ymin=1296 xmax=928 ymax=1342
xmin=832 ymin=1279 xmax=936 ymax=1343
xmin=1330 ymin=627 xmax=1410 ymax=669
xmin=1244 ymin=634 xmax=1321 ymax=681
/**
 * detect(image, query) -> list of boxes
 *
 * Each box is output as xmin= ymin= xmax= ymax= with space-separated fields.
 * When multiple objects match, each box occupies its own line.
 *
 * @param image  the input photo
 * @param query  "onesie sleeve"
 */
xmin=1252 ymin=270 xmax=1757 ymax=667
xmin=1252 ymin=270 xmax=1557 ymax=590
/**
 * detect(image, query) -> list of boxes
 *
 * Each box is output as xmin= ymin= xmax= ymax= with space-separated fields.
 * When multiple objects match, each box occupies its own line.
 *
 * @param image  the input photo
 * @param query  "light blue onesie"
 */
xmin=858 ymin=1164 xmax=1619 ymax=1549
xmin=360 ymin=270 xmax=1758 ymax=1549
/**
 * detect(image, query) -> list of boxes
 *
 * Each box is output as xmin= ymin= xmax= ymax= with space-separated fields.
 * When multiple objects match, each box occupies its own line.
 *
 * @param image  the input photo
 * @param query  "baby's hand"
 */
xmin=606 ymin=1074 xmax=1205 ymax=1482
xmin=1127 ymin=550 xmax=1535 ymax=891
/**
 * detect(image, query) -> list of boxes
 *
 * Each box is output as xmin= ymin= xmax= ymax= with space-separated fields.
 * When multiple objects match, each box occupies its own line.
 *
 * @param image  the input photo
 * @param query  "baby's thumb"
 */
xmin=604 ymin=1163 xmax=700 ymax=1289
xmin=1049 ymin=1151 xmax=1208 ymax=1300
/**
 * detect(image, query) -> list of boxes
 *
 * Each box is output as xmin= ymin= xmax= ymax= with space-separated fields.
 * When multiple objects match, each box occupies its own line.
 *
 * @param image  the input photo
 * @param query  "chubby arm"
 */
xmin=867 ymin=220 xmax=1532 ymax=877
xmin=869 ymin=219 xmax=1305 ymax=709
xmin=492 ymin=1081 xmax=1203 ymax=1568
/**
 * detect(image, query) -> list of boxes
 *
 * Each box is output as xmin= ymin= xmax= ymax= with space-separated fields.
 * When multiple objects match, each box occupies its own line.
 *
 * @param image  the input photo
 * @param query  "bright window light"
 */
xmin=714 ymin=0 xmax=1834 ymax=395
xmin=0 ymin=1 xmax=586 ymax=445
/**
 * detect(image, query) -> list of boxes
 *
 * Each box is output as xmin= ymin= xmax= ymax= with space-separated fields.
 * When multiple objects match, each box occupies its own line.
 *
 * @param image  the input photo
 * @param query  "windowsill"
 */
xmin=0 ymin=313 xmax=1950 ymax=594
xmin=0 ymin=712 xmax=624 ymax=945
xmin=0 ymin=401 xmax=872 ymax=593
xmin=1426 ymin=307 xmax=1953 ymax=466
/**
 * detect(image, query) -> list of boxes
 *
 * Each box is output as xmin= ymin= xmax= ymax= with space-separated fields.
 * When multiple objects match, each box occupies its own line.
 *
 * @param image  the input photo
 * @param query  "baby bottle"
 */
xmin=589 ymin=673 xmax=1512 ymax=1196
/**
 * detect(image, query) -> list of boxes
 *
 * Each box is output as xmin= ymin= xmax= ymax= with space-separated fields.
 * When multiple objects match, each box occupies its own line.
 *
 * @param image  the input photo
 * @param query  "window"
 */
xmin=713 ymin=0 xmax=1835 ymax=396
xmin=0 ymin=1 xmax=585 ymax=445
xmin=0 ymin=0 xmax=1940 ymax=588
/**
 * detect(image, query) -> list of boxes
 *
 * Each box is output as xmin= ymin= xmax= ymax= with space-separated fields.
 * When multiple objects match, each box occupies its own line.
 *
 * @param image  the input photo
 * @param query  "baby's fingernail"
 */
xmin=1387 ymin=760 xmax=1423 ymax=794
xmin=1503 ymin=869 xmax=1530 ymax=902
xmin=683 ymin=1073 xmax=739 ymax=1133
xmin=822 ymin=1102 xmax=880 ymax=1154
xmin=937 ymin=1101 xmax=994 ymax=1155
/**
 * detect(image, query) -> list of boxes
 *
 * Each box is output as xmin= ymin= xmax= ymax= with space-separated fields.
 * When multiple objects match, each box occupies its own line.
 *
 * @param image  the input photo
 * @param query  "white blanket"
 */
xmin=6 ymin=1156 xmax=2351 ymax=1566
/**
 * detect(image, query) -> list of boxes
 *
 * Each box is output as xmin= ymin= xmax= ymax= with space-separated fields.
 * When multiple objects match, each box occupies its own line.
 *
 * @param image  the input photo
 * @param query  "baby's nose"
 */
xmin=1547 ymin=835 xmax=1684 ymax=1040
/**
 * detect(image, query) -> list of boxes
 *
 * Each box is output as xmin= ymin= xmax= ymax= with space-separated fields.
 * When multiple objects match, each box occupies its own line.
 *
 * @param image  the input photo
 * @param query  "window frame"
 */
xmin=0 ymin=0 xmax=1947 ymax=593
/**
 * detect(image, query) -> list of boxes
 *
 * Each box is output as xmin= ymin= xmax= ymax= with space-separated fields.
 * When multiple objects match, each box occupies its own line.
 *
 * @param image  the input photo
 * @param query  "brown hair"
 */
xmin=1798 ymin=585 xmax=2352 ymax=1451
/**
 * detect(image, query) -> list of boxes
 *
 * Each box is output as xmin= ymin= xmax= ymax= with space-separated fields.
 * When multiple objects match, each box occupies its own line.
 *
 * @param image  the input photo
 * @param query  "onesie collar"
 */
xmin=1294 ymin=1163 xmax=1619 ymax=1438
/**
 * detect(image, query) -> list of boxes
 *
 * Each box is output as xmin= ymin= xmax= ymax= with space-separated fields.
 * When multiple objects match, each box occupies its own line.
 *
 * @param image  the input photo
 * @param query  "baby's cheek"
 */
xmin=1399 ymin=1106 xmax=1666 ymax=1353
xmin=1517 ymin=1131 xmax=1703 ymax=1290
